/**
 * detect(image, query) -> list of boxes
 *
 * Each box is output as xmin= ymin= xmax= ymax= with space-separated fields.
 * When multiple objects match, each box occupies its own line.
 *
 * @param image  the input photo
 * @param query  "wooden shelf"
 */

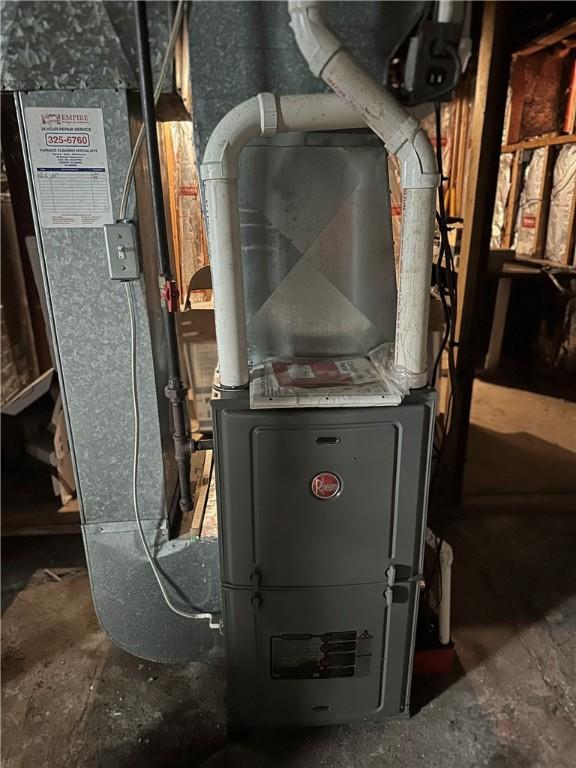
xmin=2 ymin=500 xmax=80 ymax=537
xmin=513 ymin=255 xmax=576 ymax=273
xmin=502 ymin=133 xmax=576 ymax=153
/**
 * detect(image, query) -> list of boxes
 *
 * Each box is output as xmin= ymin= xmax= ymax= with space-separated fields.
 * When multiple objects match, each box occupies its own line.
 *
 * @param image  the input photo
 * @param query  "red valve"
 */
xmin=161 ymin=279 xmax=179 ymax=313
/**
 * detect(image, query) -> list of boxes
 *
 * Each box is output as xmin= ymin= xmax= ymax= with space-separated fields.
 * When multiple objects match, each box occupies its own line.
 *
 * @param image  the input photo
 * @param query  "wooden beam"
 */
xmin=178 ymin=450 xmax=213 ymax=539
xmin=454 ymin=85 xmax=472 ymax=218
xmin=449 ymin=98 xmax=462 ymax=215
xmin=190 ymin=450 xmax=213 ymax=538
xmin=502 ymin=149 xmax=523 ymax=249
xmin=161 ymin=122 xmax=184 ymax=295
xmin=1 ymin=524 xmax=80 ymax=537
xmin=484 ymin=277 xmax=512 ymax=371
xmin=178 ymin=450 xmax=205 ymax=538
xmin=2 ymin=499 xmax=81 ymax=537
xmin=514 ymin=255 xmax=576 ymax=272
xmin=502 ymin=133 xmax=576 ymax=153
xmin=516 ymin=19 xmax=576 ymax=57
xmin=534 ymin=146 xmax=555 ymax=260
xmin=1 ymin=94 xmax=52 ymax=373
xmin=175 ymin=3 xmax=192 ymax=113
xmin=566 ymin=175 xmax=576 ymax=266
xmin=506 ymin=56 xmax=526 ymax=145
xmin=441 ymin=2 xmax=513 ymax=506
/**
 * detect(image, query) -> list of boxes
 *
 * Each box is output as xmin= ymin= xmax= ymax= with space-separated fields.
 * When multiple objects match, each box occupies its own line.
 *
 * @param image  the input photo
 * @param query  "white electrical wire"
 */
xmin=118 ymin=0 xmax=186 ymax=220
xmin=125 ymin=281 xmax=213 ymax=620
xmin=122 ymin=2 xmax=218 ymax=623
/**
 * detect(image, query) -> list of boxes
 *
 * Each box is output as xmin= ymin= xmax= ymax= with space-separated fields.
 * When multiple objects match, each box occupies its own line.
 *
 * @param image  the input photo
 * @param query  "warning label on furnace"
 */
xmin=270 ymin=630 xmax=373 ymax=680
xmin=24 ymin=107 xmax=114 ymax=229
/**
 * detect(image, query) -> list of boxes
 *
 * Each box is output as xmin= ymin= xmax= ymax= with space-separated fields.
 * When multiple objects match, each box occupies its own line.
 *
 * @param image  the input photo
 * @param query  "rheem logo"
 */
xmin=311 ymin=472 xmax=342 ymax=500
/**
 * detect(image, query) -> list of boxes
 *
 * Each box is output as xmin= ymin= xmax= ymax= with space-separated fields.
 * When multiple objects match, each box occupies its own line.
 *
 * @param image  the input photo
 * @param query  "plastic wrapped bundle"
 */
xmin=249 ymin=344 xmax=410 ymax=409
xmin=491 ymin=153 xmax=513 ymax=249
xmin=514 ymin=147 xmax=548 ymax=256
xmin=544 ymin=144 xmax=576 ymax=264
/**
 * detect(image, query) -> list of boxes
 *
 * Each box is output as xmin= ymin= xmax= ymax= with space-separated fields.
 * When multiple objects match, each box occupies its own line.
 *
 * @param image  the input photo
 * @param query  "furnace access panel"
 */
xmin=212 ymin=390 xmax=435 ymax=727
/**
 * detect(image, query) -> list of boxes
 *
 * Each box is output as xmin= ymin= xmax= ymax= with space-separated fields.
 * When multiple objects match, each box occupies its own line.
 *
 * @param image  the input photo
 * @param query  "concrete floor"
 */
xmin=2 ymin=381 xmax=576 ymax=768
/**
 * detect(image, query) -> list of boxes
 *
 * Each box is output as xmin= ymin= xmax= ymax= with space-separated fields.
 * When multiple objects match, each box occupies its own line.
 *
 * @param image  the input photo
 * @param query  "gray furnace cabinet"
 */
xmin=212 ymin=389 xmax=435 ymax=728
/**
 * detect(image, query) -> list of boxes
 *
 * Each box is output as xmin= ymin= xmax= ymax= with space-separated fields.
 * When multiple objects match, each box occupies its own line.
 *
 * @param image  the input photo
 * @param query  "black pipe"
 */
xmin=135 ymin=2 xmax=172 ymax=279
xmin=134 ymin=0 xmax=193 ymax=513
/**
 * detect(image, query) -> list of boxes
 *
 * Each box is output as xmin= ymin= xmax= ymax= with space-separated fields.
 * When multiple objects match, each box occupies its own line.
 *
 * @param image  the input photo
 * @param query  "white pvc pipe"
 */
xmin=203 ymin=180 xmax=248 ymax=386
xmin=437 ymin=0 xmax=456 ymax=24
xmin=426 ymin=529 xmax=454 ymax=646
xmin=288 ymin=0 xmax=439 ymax=388
xmin=201 ymin=93 xmax=366 ymax=388
xmin=275 ymin=93 xmax=366 ymax=132
xmin=397 ymin=188 xmax=436 ymax=379
xmin=439 ymin=547 xmax=453 ymax=646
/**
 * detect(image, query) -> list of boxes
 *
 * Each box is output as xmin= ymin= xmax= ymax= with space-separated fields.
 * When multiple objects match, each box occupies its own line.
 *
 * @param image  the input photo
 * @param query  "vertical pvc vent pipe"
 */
xmin=288 ymin=0 xmax=440 ymax=388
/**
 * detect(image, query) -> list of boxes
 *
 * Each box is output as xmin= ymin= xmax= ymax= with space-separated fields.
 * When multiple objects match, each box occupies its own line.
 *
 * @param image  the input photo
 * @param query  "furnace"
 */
xmin=199 ymin=1 xmax=439 ymax=728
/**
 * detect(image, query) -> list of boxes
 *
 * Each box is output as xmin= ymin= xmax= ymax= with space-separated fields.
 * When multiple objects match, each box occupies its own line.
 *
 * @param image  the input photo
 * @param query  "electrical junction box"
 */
xmin=104 ymin=221 xmax=140 ymax=280
xmin=212 ymin=389 xmax=435 ymax=728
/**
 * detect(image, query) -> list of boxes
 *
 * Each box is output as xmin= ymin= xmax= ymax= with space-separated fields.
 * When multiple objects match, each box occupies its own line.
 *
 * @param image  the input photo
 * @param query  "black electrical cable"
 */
xmin=434 ymin=104 xmax=458 ymax=390
xmin=424 ymin=102 xmax=459 ymax=627
xmin=134 ymin=0 xmax=193 ymax=513
xmin=430 ymin=100 xmax=459 ymax=466
xmin=431 ymin=235 xmax=451 ymax=387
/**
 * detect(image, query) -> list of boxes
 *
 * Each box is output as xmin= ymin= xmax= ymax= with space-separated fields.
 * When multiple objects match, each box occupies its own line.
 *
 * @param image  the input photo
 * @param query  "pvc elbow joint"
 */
xmin=288 ymin=1 xmax=439 ymax=191
xmin=384 ymin=116 xmax=439 ymax=190
xmin=201 ymin=95 xmax=278 ymax=181
xmin=288 ymin=0 xmax=341 ymax=77
xmin=396 ymin=128 xmax=440 ymax=190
